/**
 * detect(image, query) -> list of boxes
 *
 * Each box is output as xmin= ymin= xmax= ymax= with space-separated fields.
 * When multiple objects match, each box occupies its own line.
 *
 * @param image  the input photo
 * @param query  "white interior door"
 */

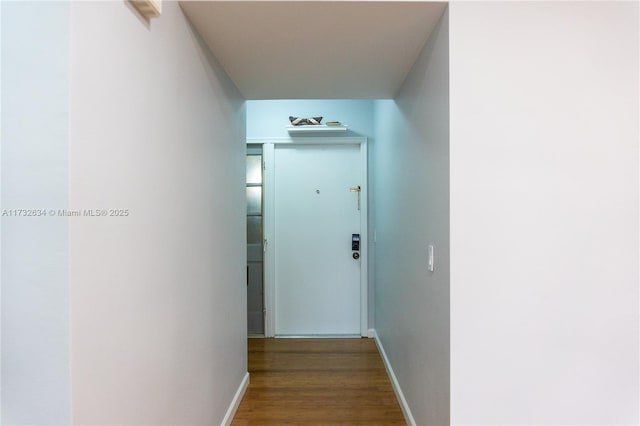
xmin=274 ymin=143 xmax=362 ymax=335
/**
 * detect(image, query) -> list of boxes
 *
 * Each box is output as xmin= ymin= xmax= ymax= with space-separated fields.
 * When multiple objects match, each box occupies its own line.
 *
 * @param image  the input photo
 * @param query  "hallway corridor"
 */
xmin=232 ymin=338 xmax=406 ymax=425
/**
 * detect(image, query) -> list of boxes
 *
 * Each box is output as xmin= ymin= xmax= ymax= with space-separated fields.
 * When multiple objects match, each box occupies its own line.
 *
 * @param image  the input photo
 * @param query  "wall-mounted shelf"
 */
xmin=287 ymin=125 xmax=348 ymax=134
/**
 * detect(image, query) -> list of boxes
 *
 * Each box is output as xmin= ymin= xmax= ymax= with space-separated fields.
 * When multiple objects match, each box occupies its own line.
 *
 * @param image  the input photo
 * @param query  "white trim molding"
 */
xmin=358 ymin=141 xmax=368 ymax=337
xmin=372 ymin=330 xmax=416 ymax=426
xmin=262 ymin=143 xmax=275 ymax=337
xmin=221 ymin=372 xmax=250 ymax=426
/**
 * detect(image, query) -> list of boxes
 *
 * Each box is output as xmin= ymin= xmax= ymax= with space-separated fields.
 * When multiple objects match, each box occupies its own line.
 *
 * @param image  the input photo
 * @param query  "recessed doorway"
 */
xmin=247 ymin=137 xmax=368 ymax=337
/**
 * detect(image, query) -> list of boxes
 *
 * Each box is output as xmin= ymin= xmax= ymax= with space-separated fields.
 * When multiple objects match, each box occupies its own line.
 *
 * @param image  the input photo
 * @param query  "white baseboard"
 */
xmin=367 ymin=328 xmax=375 ymax=338
xmin=372 ymin=330 xmax=416 ymax=426
xmin=221 ymin=372 xmax=250 ymax=426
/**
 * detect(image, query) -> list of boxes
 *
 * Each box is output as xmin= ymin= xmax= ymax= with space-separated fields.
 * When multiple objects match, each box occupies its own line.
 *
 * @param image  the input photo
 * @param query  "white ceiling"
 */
xmin=180 ymin=1 xmax=446 ymax=99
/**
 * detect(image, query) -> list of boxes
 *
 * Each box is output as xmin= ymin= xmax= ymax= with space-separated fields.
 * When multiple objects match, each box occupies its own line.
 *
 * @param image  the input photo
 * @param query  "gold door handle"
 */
xmin=349 ymin=185 xmax=361 ymax=210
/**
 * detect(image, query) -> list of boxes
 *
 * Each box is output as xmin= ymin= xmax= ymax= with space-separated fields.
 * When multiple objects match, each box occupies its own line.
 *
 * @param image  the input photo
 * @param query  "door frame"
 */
xmin=247 ymin=136 xmax=368 ymax=337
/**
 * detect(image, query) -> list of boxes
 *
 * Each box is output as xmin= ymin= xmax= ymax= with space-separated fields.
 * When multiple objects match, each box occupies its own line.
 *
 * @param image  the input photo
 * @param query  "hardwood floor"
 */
xmin=231 ymin=338 xmax=406 ymax=425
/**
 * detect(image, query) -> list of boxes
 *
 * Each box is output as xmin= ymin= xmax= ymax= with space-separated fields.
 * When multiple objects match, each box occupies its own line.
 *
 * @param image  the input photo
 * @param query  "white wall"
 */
xmin=373 ymin=9 xmax=449 ymax=426
xmin=69 ymin=2 xmax=246 ymax=424
xmin=1 ymin=2 xmax=71 ymax=424
xmin=449 ymin=2 xmax=639 ymax=424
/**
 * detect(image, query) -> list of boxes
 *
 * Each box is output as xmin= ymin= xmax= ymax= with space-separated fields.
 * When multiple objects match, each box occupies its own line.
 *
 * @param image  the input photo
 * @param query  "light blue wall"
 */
xmin=247 ymin=99 xmax=375 ymax=138
xmin=1 ymin=2 xmax=71 ymax=424
xmin=373 ymin=10 xmax=450 ymax=426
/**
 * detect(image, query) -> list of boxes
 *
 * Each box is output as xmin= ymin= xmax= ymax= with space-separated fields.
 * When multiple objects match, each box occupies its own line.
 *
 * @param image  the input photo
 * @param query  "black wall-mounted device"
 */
xmin=352 ymin=234 xmax=360 ymax=251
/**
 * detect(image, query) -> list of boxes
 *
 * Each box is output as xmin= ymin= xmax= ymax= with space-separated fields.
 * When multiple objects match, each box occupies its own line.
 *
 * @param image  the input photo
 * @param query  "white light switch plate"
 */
xmin=428 ymin=245 xmax=434 ymax=272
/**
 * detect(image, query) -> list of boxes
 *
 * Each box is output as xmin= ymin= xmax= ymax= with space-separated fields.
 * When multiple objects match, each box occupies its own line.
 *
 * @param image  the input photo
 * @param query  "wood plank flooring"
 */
xmin=232 ymin=338 xmax=406 ymax=425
